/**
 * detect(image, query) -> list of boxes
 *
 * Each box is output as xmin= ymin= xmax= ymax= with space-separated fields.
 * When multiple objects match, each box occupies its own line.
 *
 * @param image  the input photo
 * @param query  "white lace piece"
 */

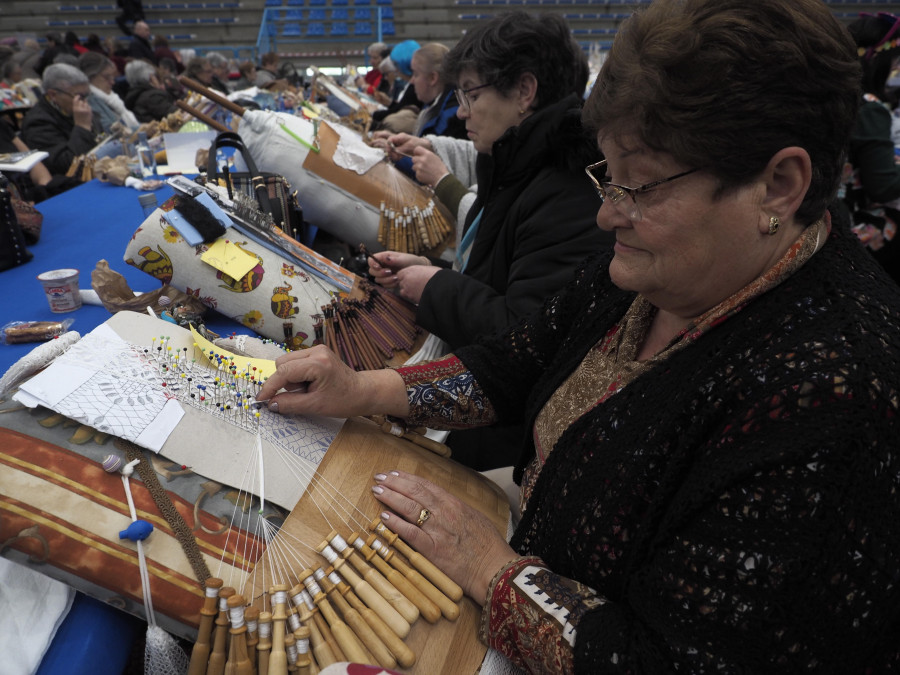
xmin=331 ymin=122 xmax=385 ymax=174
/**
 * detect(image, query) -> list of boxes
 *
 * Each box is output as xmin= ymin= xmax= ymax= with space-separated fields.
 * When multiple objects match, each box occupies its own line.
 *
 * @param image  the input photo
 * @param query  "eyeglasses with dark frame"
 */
xmin=49 ymin=88 xmax=88 ymax=101
xmin=584 ymin=159 xmax=700 ymax=221
xmin=455 ymin=83 xmax=493 ymax=114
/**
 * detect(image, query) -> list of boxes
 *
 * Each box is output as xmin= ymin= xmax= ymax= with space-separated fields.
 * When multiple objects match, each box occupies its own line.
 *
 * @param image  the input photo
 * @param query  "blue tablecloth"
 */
xmin=0 ymin=178 xmax=244 ymax=675
xmin=0 ymin=178 xmax=242 ymax=374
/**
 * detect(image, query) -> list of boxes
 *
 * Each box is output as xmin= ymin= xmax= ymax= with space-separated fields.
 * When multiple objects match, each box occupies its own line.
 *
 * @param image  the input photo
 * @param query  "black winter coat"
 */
xmin=124 ymin=84 xmax=177 ymax=123
xmin=417 ymin=93 xmax=611 ymax=469
xmin=20 ymin=97 xmax=98 ymax=177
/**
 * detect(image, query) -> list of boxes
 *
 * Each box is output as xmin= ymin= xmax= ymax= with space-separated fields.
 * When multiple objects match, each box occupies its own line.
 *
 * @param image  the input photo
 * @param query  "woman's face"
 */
xmin=455 ymin=68 xmax=526 ymax=155
xmin=410 ymin=53 xmax=442 ymax=104
xmin=596 ymin=137 xmax=779 ymax=319
xmin=93 ymin=66 xmax=117 ymax=93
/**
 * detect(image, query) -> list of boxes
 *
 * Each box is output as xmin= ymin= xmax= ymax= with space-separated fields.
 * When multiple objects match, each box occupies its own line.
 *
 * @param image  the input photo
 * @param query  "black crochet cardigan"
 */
xmin=456 ymin=214 xmax=900 ymax=673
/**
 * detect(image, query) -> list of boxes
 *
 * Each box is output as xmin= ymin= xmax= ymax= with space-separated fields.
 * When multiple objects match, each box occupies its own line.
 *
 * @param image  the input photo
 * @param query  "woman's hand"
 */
xmin=368 ymin=251 xmax=430 ymax=288
xmin=254 ymin=345 xmax=409 ymax=418
xmin=368 ymin=251 xmax=438 ymax=303
xmin=394 ymin=265 xmax=440 ymax=304
xmin=388 ymin=133 xmax=433 ymax=157
xmin=410 ymin=148 xmax=450 ymax=188
xmin=372 ymin=470 xmax=518 ymax=603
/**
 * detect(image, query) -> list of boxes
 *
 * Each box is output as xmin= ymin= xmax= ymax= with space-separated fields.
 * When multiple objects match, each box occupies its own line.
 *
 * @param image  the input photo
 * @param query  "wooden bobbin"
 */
xmin=316 ymin=539 xmax=411 ymax=639
xmin=207 ymin=585 xmax=235 ymax=675
xmin=313 ymin=567 xmax=397 ymax=671
xmin=349 ymin=531 xmax=442 ymax=623
xmin=366 ymin=532 xmax=460 ymax=621
xmin=298 ymin=568 xmax=371 ymax=665
xmin=225 ymin=593 xmax=254 ymax=675
xmin=290 ymin=584 xmax=339 ymax=668
xmin=321 ymin=566 xmax=416 ymax=669
xmin=293 ymin=626 xmax=313 ymax=675
xmin=256 ymin=611 xmax=273 ymax=675
xmin=284 ymin=631 xmax=298 ymax=673
xmin=244 ymin=606 xmax=260 ymax=668
xmin=328 ymin=530 xmax=420 ymax=626
xmin=188 ymin=577 xmax=223 ymax=675
xmin=268 ymin=584 xmax=290 ymax=675
xmin=370 ymin=518 xmax=464 ymax=602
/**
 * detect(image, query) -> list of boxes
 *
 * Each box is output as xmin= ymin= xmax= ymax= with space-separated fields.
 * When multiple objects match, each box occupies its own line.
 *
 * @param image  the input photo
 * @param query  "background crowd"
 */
xmin=2 ymin=2 xmax=900 ymax=673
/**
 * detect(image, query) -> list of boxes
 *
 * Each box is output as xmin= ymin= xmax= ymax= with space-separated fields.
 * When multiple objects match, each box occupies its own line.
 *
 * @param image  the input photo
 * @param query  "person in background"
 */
xmin=157 ymin=57 xmax=185 ymax=101
xmin=0 ymin=118 xmax=53 ymax=202
xmin=254 ymin=51 xmax=280 ymax=88
xmin=127 ymin=21 xmax=156 ymax=65
xmin=0 ymin=61 xmax=23 ymax=89
xmin=14 ymin=39 xmax=42 ymax=81
xmin=20 ymin=64 xmax=98 ymax=187
xmin=843 ymin=12 xmax=900 ymax=284
xmin=123 ymin=59 xmax=177 ymax=122
xmin=78 ymin=52 xmax=139 ymax=133
xmin=257 ymin=1 xmax=900 ymax=672
xmin=370 ymin=13 xmax=610 ymax=470
xmin=370 ymin=40 xmax=423 ymax=133
xmin=83 ymin=34 xmax=107 ymax=55
xmin=205 ymin=52 xmax=232 ymax=95
xmin=355 ymin=41 xmax=390 ymax=98
xmin=36 ymin=33 xmax=75 ymax=76
xmin=64 ymin=32 xmax=88 ymax=56
xmin=233 ymin=60 xmax=256 ymax=91
xmin=184 ymin=56 xmax=215 ymax=90
xmin=116 ymin=0 xmax=145 ymax=36
xmin=153 ymin=36 xmax=183 ymax=74
xmin=372 ymin=42 xmax=466 ymax=178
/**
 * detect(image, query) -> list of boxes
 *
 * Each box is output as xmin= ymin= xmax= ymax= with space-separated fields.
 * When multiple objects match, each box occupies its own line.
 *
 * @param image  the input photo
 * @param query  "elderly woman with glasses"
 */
xmin=257 ymin=0 xmax=900 ymax=672
xmin=20 ymin=63 xmax=99 ymax=179
xmin=367 ymin=11 xmax=610 ymax=470
xmin=77 ymin=51 xmax=138 ymax=133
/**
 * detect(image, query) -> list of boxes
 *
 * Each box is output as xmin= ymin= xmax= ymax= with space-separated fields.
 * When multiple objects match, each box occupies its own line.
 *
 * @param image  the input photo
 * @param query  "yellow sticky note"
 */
xmin=190 ymin=325 xmax=277 ymax=381
xmin=200 ymin=239 xmax=259 ymax=281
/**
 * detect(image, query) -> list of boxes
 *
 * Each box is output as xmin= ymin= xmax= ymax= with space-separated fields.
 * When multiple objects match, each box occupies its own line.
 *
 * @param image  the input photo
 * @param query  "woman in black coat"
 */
xmin=368 ymin=12 xmax=611 ymax=469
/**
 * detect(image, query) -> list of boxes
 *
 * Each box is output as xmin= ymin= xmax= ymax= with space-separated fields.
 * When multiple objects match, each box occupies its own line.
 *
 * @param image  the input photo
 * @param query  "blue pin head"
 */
xmin=119 ymin=520 xmax=154 ymax=542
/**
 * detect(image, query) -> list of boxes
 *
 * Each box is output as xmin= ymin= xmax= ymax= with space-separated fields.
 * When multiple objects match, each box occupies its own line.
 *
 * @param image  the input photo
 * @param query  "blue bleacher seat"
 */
xmin=382 ymin=20 xmax=395 ymax=34
xmin=375 ymin=0 xmax=391 ymax=5
xmin=332 ymin=0 xmax=349 ymax=4
xmin=308 ymin=0 xmax=326 ymax=5
xmin=354 ymin=21 xmax=373 ymax=35
xmin=355 ymin=0 xmax=373 ymax=5
xmin=285 ymin=8 xmax=303 ymax=18
xmin=332 ymin=8 xmax=349 ymax=19
xmin=307 ymin=21 xmax=326 ymax=35
xmin=286 ymin=0 xmax=304 ymax=4
xmin=309 ymin=8 xmax=326 ymax=19
xmin=330 ymin=21 xmax=349 ymax=35
xmin=282 ymin=22 xmax=302 ymax=36
xmin=354 ymin=8 xmax=371 ymax=19
xmin=265 ymin=0 xmax=283 ymax=6
xmin=379 ymin=6 xmax=393 ymax=18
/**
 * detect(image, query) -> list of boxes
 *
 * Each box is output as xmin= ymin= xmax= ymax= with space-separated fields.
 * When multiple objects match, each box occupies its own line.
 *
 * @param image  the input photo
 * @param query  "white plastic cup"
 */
xmin=37 ymin=268 xmax=82 ymax=313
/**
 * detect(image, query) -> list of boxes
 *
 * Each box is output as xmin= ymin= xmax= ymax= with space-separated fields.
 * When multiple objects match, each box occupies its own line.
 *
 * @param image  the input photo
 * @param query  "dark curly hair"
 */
xmin=443 ymin=10 xmax=588 ymax=110
xmin=583 ymin=0 xmax=861 ymax=225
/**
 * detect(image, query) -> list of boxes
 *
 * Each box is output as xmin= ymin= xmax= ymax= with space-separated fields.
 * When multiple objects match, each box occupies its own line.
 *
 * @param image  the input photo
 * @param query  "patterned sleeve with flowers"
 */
xmin=394 ymin=355 xmax=498 ymax=429
xmin=480 ymin=556 xmax=607 ymax=674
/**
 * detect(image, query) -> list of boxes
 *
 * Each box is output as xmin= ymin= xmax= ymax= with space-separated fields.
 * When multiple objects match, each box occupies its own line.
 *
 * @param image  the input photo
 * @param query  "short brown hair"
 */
xmin=583 ymin=0 xmax=860 ymax=225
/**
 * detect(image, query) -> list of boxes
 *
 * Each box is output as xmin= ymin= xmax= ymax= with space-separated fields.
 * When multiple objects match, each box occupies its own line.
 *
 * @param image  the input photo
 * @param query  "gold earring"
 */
xmin=768 ymin=215 xmax=779 ymax=235
xmin=519 ymin=109 xmax=526 ymax=115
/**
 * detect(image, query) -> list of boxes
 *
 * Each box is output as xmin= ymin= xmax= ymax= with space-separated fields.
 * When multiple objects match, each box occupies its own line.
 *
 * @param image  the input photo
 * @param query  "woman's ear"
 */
xmin=518 ymin=72 xmax=538 ymax=111
xmin=759 ymin=146 xmax=812 ymax=232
